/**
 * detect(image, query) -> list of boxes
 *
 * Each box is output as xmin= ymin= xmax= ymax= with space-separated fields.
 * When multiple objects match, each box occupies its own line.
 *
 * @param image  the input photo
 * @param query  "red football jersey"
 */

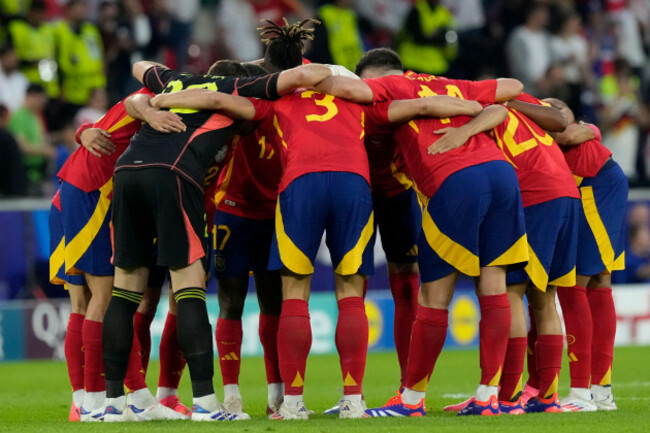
xmin=214 ymin=131 xmax=282 ymax=220
xmin=365 ymin=114 xmax=413 ymax=198
xmin=561 ymin=124 xmax=611 ymax=180
xmin=57 ymin=87 xmax=153 ymax=192
xmin=364 ymin=72 xmax=504 ymax=197
xmin=490 ymin=92 xmax=579 ymax=207
xmin=250 ymin=90 xmax=368 ymax=193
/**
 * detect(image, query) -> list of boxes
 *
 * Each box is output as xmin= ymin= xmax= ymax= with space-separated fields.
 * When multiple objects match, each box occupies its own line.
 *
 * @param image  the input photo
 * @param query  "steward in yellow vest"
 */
xmin=53 ymin=0 xmax=105 ymax=106
xmin=312 ymin=1 xmax=365 ymax=72
xmin=7 ymin=2 xmax=59 ymax=97
xmin=398 ymin=0 xmax=457 ymax=75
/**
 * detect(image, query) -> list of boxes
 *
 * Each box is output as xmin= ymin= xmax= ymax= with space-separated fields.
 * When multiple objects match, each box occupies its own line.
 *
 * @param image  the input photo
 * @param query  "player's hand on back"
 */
xmin=80 ymin=128 xmax=114 ymax=158
xmin=145 ymin=110 xmax=187 ymax=134
xmin=428 ymin=127 xmax=471 ymax=155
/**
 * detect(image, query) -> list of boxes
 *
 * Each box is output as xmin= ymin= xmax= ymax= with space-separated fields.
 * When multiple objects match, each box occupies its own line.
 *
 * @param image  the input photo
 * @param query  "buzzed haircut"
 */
xmin=354 ymin=48 xmax=403 ymax=77
xmin=242 ymin=63 xmax=269 ymax=76
xmin=207 ymin=59 xmax=248 ymax=77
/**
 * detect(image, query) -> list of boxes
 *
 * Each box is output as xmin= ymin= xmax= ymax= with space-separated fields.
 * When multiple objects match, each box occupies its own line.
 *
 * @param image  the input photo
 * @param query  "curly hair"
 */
xmin=259 ymin=18 xmax=320 ymax=72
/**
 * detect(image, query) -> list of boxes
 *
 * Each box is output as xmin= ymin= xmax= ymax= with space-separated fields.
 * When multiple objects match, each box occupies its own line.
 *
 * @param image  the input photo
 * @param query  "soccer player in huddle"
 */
xmin=311 ymin=48 xmax=527 ymax=416
xmin=545 ymin=99 xmax=626 ymax=412
xmin=101 ymin=58 xmax=336 ymax=421
xmin=209 ymin=21 xmax=320 ymax=417
xmin=443 ymin=93 xmax=580 ymax=414
xmin=49 ymin=88 xmax=187 ymax=421
xmin=151 ymin=59 xmax=494 ymax=423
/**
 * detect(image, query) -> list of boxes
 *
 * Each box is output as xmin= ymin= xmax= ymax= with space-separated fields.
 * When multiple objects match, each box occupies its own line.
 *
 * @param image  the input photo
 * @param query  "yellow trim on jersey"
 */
xmin=50 ymin=237 xmax=66 ymax=285
xmin=63 ymin=179 xmax=113 ymax=275
xmin=275 ymin=198 xmax=314 ymax=275
xmin=421 ymin=200 xmax=479 ymax=277
xmin=213 ymin=156 xmax=235 ymax=208
xmin=107 ymin=114 xmax=135 ymax=133
xmin=334 ymin=211 xmax=374 ymax=275
xmin=581 ymin=186 xmax=616 ymax=272
xmin=612 ymin=252 xmax=625 ymax=271
xmin=549 ymin=266 xmax=576 ymax=287
xmin=489 ymin=234 xmax=529 ymax=268
xmin=273 ymin=115 xmax=288 ymax=148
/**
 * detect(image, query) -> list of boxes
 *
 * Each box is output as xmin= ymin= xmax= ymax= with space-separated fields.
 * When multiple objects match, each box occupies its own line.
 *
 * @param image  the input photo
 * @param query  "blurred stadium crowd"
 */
xmin=1 ymin=0 xmax=650 ymax=284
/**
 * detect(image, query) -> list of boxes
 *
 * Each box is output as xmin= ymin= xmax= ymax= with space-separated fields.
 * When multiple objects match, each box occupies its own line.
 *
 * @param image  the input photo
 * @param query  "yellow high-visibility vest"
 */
xmin=8 ymin=19 xmax=59 ymax=97
xmin=398 ymin=0 xmax=456 ymax=75
xmin=53 ymin=21 xmax=105 ymax=105
xmin=319 ymin=4 xmax=364 ymax=72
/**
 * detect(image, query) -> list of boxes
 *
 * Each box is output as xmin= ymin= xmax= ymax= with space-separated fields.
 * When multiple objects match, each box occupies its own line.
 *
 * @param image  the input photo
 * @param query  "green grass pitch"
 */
xmin=1 ymin=346 xmax=649 ymax=432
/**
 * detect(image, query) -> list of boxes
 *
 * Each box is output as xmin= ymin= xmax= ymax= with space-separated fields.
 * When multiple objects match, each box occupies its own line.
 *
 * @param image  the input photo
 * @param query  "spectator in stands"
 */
xmin=105 ymin=0 xmax=152 ymax=101
xmin=615 ymin=223 xmax=650 ymax=283
xmin=165 ymin=0 xmax=200 ymax=69
xmin=73 ymin=87 xmax=107 ymax=127
xmin=309 ymin=0 xmax=368 ymax=72
xmin=142 ymin=0 xmax=171 ymax=63
xmin=0 ymin=104 xmax=27 ymax=197
xmin=551 ymin=13 xmax=591 ymax=118
xmin=251 ymin=0 xmax=310 ymax=25
xmin=396 ymin=0 xmax=457 ymax=76
xmin=506 ymin=3 xmax=552 ymax=93
xmin=7 ymin=0 xmax=59 ymax=98
xmin=0 ymin=43 xmax=28 ymax=112
xmin=8 ymin=84 xmax=53 ymax=196
xmin=52 ymin=121 xmax=78 ymax=191
xmin=600 ymin=58 xmax=648 ymax=181
xmin=53 ymin=0 xmax=105 ymax=110
xmin=609 ymin=0 xmax=647 ymax=77
xmin=216 ymin=0 xmax=263 ymax=62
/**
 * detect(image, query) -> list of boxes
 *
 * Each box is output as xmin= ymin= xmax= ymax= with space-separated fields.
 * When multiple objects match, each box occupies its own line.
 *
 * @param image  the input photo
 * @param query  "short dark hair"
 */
xmin=242 ymin=63 xmax=268 ymax=76
xmin=259 ymin=18 xmax=319 ymax=72
xmin=26 ymin=83 xmax=47 ymax=95
xmin=354 ymin=48 xmax=403 ymax=77
xmin=207 ymin=59 xmax=248 ymax=77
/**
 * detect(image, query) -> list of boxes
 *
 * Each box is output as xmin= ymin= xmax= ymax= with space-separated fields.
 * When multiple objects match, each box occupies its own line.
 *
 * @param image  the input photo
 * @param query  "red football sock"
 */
xmin=389 ymin=272 xmax=419 ymax=387
xmin=479 ymin=294 xmax=511 ymax=386
xmin=278 ymin=299 xmax=311 ymax=396
xmin=588 ymin=287 xmax=616 ymax=386
xmin=526 ymin=306 xmax=539 ymax=389
xmin=499 ymin=336 xmax=527 ymax=401
xmin=335 ymin=297 xmax=368 ymax=395
xmin=133 ymin=311 xmax=155 ymax=373
xmin=557 ymin=285 xmax=592 ymax=388
xmin=65 ymin=313 xmax=85 ymax=391
xmin=535 ymin=334 xmax=563 ymax=398
xmin=404 ymin=306 xmax=448 ymax=392
xmin=215 ymin=318 xmax=243 ymax=386
xmin=158 ymin=312 xmax=186 ymax=389
xmin=259 ymin=313 xmax=282 ymax=384
xmin=82 ymin=319 xmax=105 ymax=392
xmin=124 ymin=334 xmax=147 ymax=391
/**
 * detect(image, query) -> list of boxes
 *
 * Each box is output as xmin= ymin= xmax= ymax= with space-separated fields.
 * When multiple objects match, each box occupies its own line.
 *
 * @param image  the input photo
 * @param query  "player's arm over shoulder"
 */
xmin=150 ymin=89 xmax=257 ymax=121
xmin=386 ymin=96 xmax=482 ymax=124
xmin=552 ymin=122 xmax=597 ymax=146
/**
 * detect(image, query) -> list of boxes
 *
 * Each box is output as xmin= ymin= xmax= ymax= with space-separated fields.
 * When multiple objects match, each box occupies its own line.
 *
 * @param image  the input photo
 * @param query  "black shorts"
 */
xmin=113 ymin=168 xmax=207 ymax=268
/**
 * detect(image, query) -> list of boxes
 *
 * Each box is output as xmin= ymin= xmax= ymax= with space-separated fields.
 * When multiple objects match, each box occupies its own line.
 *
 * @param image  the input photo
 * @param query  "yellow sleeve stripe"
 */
xmin=107 ymin=115 xmax=136 ymax=133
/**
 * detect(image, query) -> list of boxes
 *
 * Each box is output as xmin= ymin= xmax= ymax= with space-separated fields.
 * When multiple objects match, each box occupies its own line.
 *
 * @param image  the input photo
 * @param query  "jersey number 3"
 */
xmin=301 ymin=91 xmax=338 ymax=122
